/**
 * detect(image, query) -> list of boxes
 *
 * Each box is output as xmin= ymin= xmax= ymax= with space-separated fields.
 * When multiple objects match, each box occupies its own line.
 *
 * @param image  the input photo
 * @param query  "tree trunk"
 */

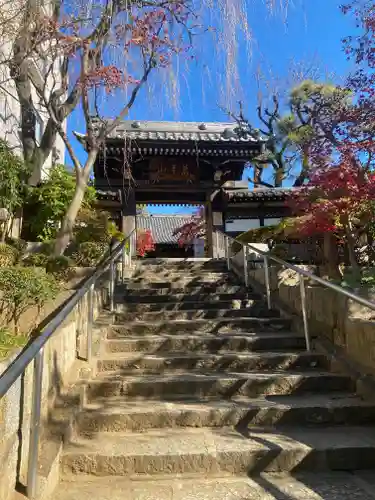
xmin=53 ymin=153 xmax=97 ymax=255
xmin=344 ymin=222 xmax=361 ymax=283
xmin=54 ymin=181 xmax=86 ymax=255
xmin=323 ymin=233 xmax=342 ymax=281
xmin=274 ymin=168 xmax=283 ymax=187
xmin=293 ymin=149 xmax=310 ymax=187
xmin=253 ymin=164 xmax=263 ymax=187
xmin=0 ymin=223 xmax=6 ymax=242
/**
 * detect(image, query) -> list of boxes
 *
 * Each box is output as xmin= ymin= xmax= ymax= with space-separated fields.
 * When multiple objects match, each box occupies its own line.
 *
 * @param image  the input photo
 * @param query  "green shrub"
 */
xmin=0 ymin=243 xmax=19 ymax=266
xmin=107 ymin=221 xmax=125 ymax=242
xmin=6 ymin=237 xmax=27 ymax=254
xmin=74 ymin=209 xmax=124 ymax=245
xmin=39 ymin=241 xmax=55 ymax=256
xmin=73 ymin=242 xmax=107 ymax=267
xmin=23 ymin=252 xmax=49 ymax=267
xmin=0 ymin=266 xmax=60 ymax=334
xmin=0 ymin=140 xmax=30 ymax=242
xmin=0 ymin=327 xmax=27 ymax=358
xmin=22 ymin=164 xmax=96 ymax=242
xmin=46 ymin=255 xmax=75 ymax=281
xmin=270 ymin=243 xmax=289 ymax=259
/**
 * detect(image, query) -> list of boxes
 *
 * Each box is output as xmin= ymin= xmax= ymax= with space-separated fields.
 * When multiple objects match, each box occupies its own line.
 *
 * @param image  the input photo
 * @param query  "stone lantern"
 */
xmin=0 ymin=208 xmax=9 ymax=222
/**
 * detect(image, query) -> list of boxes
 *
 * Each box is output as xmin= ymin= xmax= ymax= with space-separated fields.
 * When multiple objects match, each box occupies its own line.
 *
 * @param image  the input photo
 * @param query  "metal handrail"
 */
xmin=215 ymin=229 xmax=375 ymax=352
xmin=0 ymin=229 xmax=135 ymax=499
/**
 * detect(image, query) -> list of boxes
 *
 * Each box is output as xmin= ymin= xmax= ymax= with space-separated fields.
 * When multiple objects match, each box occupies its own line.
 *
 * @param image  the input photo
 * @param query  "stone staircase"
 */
xmin=52 ymin=259 xmax=375 ymax=499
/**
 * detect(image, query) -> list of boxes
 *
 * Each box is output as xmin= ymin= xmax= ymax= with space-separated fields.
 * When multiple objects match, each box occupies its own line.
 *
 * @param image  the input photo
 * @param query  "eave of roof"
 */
xmin=225 ymin=187 xmax=300 ymax=202
xmin=75 ymin=119 xmax=264 ymax=145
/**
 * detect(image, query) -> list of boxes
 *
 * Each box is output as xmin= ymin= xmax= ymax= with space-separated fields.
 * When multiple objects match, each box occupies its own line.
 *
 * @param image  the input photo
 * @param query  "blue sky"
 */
xmin=67 ymin=0 xmax=356 ymax=215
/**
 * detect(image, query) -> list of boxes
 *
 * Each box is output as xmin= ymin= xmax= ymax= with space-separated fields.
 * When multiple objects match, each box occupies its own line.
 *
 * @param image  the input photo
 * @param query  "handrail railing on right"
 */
xmin=214 ymin=229 xmax=375 ymax=352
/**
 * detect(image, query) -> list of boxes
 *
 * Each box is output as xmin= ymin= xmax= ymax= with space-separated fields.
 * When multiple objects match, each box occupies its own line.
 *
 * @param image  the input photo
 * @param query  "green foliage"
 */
xmin=231 ymin=220 xmax=300 ymax=254
xmin=22 ymin=164 xmax=96 ymax=242
xmin=0 ymin=243 xmax=19 ymax=266
xmin=6 ymin=237 xmax=27 ymax=255
xmin=290 ymin=80 xmax=352 ymax=109
xmin=39 ymin=241 xmax=55 ymax=256
xmin=0 ymin=140 xmax=29 ymax=214
xmin=107 ymin=221 xmax=125 ymax=242
xmin=0 ymin=267 xmax=60 ymax=334
xmin=339 ymin=268 xmax=375 ymax=290
xmin=0 ymin=140 xmax=30 ymax=240
xmin=72 ymin=242 xmax=107 ymax=267
xmin=74 ymin=209 xmax=124 ymax=246
xmin=46 ymin=255 xmax=75 ymax=281
xmin=0 ymin=327 xmax=27 ymax=358
xmin=23 ymin=252 xmax=49 ymax=267
xmin=270 ymin=243 xmax=289 ymax=260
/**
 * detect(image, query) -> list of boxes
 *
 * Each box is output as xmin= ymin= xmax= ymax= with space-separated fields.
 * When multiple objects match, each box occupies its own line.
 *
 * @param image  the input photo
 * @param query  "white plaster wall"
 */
xmin=225 ymin=219 xmax=261 ymax=233
xmin=0 ymin=1 xmax=66 ymax=181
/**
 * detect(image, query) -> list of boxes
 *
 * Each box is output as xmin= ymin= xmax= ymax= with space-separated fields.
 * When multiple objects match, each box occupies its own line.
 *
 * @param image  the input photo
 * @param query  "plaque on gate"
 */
xmin=149 ymin=158 xmax=197 ymax=183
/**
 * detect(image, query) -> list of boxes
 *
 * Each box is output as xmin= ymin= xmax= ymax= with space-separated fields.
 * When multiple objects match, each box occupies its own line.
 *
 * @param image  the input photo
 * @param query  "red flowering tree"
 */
xmin=278 ymin=2 xmax=375 ymax=281
xmin=289 ymin=162 xmax=375 ymax=280
xmin=173 ymin=207 xmax=205 ymax=248
xmin=136 ymin=229 xmax=155 ymax=257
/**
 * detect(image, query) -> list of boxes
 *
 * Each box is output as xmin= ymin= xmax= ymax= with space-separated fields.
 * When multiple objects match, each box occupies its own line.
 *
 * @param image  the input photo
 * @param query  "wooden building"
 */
xmin=77 ymin=119 xmax=264 ymax=256
xmin=219 ymin=186 xmax=295 ymax=237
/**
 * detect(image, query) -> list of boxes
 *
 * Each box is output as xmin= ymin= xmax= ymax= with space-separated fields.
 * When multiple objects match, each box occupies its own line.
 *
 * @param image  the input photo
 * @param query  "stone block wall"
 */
xmin=0 ymin=277 xmax=110 ymax=500
xmin=248 ymin=264 xmax=375 ymax=378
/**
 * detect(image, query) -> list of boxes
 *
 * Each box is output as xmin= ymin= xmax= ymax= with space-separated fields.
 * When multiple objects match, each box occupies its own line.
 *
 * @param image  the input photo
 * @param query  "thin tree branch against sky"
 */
xmin=65 ymin=0 xmax=356 ymax=215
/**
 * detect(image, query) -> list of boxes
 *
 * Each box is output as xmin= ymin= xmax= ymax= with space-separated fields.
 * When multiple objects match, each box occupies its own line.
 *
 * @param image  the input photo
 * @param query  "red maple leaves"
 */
xmin=173 ymin=208 xmax=205 ymax=248
xmin=289 ymin=3 xmax=375 ymax=241
xmin=136 ymin=230 xmax=155 ymax=257
xmin=290 ymin=162 xmax=375 ymax=237
xmin=38 ymin=1 xmax=195 ymax=93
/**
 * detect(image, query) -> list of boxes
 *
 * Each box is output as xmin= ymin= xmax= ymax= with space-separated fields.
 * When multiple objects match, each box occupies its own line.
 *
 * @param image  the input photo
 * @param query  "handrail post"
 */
xmin=225 ymin=236 xmax=230 ymax=271
xmin=27 ymin=348 xmax=44 ymax=500
xmin=109 ymin=259 xmax=115 ymax=312
xmin=87 ymin=282 xmax=95 ymax=363
xmin=300 ymin=276 xmax=311 ymax=351
xmin=263 ymin=255 xmax=271 ymax=310
xmin=243 ymin=245 xmax=248 ymax=287
xmin=121 ymin=244 xmax=126 ymax=284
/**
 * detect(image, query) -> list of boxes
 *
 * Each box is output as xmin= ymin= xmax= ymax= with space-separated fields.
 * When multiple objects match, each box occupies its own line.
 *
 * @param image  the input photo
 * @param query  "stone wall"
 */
xmin=0 ymin=275 xmax=110 ymax=500
xmin=247 ymin=264 xmax=375 ymax=379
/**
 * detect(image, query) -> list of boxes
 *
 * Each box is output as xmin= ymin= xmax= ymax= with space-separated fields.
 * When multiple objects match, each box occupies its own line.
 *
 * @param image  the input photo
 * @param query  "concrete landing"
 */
xmin=53 ymin=473 xmax=375 ymax=500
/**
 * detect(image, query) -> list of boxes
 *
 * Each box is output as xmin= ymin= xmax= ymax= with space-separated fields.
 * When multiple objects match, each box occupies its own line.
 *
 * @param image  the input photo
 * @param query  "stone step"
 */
xmin=121 ymin=284 xmax=246 ymax=295
xmin=53 ymin=472 xmax=375 ymax=500
xmin=116 ymin=307 xmax=282 ymax=321
xmin=104 ymin=332 xmax=307 ymax=353
xmin=97 ymin=351 xmax=328 ymax=374
xmin=124 ymin=279 xmax=237 ymax=290
xmin=72 ymin=394 xmax=375 ymax=433
xmin=111 ymin=317 xmax=292 ymax=336
xmin=60 ymin=426 xmax=375 ymax=476
xmin=85 ymin=372 xmax=352 ymax=400
xmin=130 ymin=272 xmax=229 ymax=281
xmin=118 ymin=291 xmax=256 ymax=303
xmin=131 ymin=269 xmax=228 ymax=277
xmin=118 ymin=299 xmax=269 ymax=312
xmin=136 ymin=259 xmax=227 ymax=270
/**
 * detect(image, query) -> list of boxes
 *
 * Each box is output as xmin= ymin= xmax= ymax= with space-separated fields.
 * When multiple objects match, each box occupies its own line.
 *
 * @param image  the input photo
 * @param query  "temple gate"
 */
xmin=78 ymin=119 xmax=263 ymax=256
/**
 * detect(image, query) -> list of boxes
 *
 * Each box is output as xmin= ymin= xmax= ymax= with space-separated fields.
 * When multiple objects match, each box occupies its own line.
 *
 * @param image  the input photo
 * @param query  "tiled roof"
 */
xmin=85 ymin=120 xmax=262 ymax=143
xmin=137 ymin=215 xmax=194 ymax=244
xmin=225 ymin=187 xmax=299 ymax=202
